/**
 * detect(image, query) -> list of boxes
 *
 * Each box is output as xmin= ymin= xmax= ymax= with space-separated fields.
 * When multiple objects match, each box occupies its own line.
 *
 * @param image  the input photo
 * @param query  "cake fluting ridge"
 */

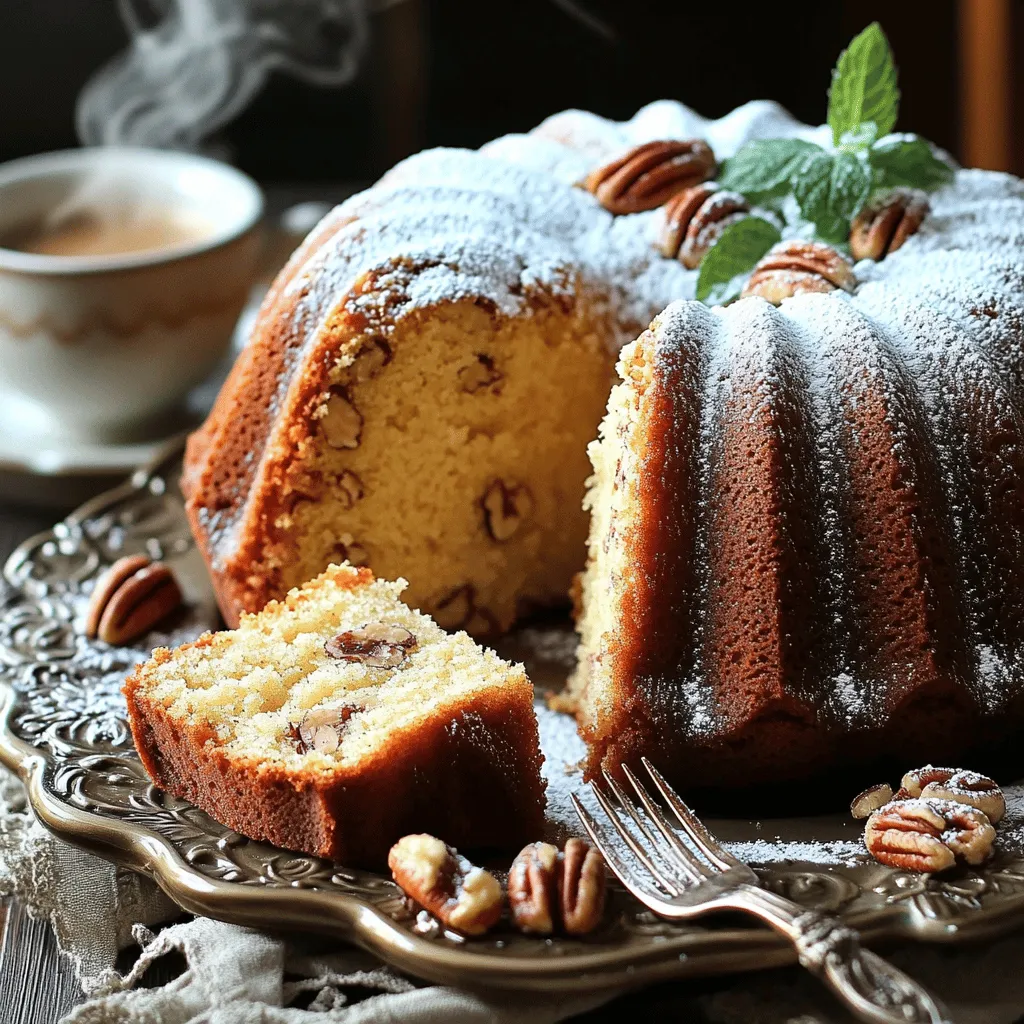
xmin=572 ymin=166 xmax=1024 ymax=783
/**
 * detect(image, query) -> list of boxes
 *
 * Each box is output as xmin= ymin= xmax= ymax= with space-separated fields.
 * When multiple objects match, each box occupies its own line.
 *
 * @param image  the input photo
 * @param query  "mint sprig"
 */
xmin=718 ymin=139 xmax=821 ymax=200
xmin=828 ymin=22 xmax=899 ymax=148
xmin=712 ymin=22 xmax=953 ymax=255
xmin=793 ymin=150 xmax=872 ymax=243
xmin=696 ymin=217 xmax=781 ymax=305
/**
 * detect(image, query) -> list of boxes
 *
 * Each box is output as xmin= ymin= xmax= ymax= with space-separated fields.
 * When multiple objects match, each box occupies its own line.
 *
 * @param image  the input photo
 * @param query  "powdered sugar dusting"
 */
xmin=270 ymin=99 xmax=850 ymax=391
xmin=641 ymin=158 xmax=1024 ymax=737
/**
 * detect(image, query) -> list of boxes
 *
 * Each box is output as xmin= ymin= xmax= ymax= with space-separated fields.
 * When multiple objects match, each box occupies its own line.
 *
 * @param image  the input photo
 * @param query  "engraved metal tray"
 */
xmin=2 ymin=440 xmax=1024 ymax=993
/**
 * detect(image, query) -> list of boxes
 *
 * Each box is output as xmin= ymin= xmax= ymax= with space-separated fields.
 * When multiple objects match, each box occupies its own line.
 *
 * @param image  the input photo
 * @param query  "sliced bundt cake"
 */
xmin=124 ymin=564 xmax=545 ymax=865
xmin=183 ymin=89 xmax=1024 ymax=789
xmin=572 ymin=273 xmax=1024 ymax=787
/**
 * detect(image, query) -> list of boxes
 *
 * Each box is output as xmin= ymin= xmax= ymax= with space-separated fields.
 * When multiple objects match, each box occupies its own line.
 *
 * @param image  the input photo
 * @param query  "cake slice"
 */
xmin=124 ymin=564 xmax=546 ymax=866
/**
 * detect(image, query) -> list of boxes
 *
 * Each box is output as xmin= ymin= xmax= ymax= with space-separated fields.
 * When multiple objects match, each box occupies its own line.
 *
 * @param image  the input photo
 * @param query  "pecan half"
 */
xmin=85 ymin=556 xmax=182 ymax=645
xmin=896 ymin=766 xmax=1004 ymax=824
xmin=325 ymin=622 xmax=417 ymax=668
xmin=741 ymin=240 xmax=856 ymax=305
xmin=481 ymin=480 xmax=533 ymax=542
xmin=458 ymin=354 xmax=503 ymax=394
xmin=388 ymin=834 xmax=503 ymax=936
xmin=850 ymin=188 xmax=930 ymax=262
xmin=560 ymin=838 xmax=607 ymax=935
xmin=289 ymin=705 xmax=362 ymax=754
xmin=865 ymin=798 xmax=995 ymax=872
xmin=583 ymin=140 xmax=716 ymax=215
xmin=659 ymin=184 xmax=750 ymax=268
xmin=508 ymin=839 xmax=606 ymax=936
xmin=320 ymin=388 xmax=363 ymax=449
xmin=508 ymin=842 xmax=559 ymax=934
xmin=850 ymin=782 xmax=894 ymax=820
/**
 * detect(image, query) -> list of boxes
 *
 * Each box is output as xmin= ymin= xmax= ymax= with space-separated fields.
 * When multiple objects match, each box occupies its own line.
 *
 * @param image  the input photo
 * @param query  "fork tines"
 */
xmin=571 ymin=757 xmax=743 ymax=898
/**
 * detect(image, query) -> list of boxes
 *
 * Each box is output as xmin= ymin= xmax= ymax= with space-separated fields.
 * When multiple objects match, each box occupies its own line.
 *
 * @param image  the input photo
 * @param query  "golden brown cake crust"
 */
xmin=181 ymin=222 xmax=362 ymax=625
xmin=574 ymin=296 xmax=1021 ymax=792
xmin=125 ymin=657 xmax=546 ymax=867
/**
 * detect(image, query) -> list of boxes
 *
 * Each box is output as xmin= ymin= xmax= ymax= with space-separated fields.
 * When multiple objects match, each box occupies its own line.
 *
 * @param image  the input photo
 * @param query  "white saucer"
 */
xmin=0 ymin=343 xmax=238 ymax=509
xmin=0 ymin=406 xmax=197 ymax=510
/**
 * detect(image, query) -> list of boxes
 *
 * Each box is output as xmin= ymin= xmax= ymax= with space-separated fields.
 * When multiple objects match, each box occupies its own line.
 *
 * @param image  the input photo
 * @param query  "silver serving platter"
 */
xmin=2 ymin=439 xmax=1024 ymax=994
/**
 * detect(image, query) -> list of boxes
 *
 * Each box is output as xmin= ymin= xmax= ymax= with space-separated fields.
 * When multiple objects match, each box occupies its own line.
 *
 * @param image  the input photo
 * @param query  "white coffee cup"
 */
xmin=0 ymin=148 xmax=263 ymax=442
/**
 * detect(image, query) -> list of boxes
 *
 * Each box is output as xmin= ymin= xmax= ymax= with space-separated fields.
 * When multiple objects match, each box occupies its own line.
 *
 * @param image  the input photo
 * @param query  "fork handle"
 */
xmin=737 ymin=885 xmax=951 ymax=1024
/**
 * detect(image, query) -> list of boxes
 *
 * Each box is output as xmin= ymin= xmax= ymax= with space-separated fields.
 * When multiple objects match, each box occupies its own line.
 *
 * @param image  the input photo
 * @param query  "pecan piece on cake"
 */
xmin=583 ymin=140 xmax=716 ymax=215
xmin=85 ymin=555 xmax=183 ymax=646
xmin=389 ymin=834 xmax=503 ymax=936
xmin=850 ymin=188 xmax=930 ymax=261
xmin=659 ymin=183 xmax=750 ymax=268
xmin=741 ymin=240 xmax=856 ymax=304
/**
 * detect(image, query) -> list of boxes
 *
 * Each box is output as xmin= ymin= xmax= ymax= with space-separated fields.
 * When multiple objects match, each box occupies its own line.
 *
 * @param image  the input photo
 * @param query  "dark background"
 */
xmin=0 ymin=1 xmax=1019 ymax=181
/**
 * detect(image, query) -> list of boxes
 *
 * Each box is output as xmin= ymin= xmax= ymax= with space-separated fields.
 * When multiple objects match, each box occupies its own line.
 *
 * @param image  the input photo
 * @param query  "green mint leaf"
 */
xmin=828 ymin=22 xmax=900 ymax=148
xmin=869 ymin=134 xmax=955 ymax=190
xmin=718 ymin=139 xmax=823 ymax=199
xmin=838 ymin=122 xmax=879 ymax=150
xmin=696 ymin=216 xmax=781 ymax=305
xmin=793 ymin=150 xmax=872 ymax=243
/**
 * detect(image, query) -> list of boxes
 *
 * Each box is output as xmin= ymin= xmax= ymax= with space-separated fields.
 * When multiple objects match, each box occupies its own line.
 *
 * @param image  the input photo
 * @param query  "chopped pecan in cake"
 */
xmin=481 ymin=480 xmax=533 ymax=542
xmin=325 ymin=622 xmax=417 ymax=668
xmin=289 ymin=705 xmax=363 ymax=754
xmin=320 ymin=387 xmax=363 ymax=449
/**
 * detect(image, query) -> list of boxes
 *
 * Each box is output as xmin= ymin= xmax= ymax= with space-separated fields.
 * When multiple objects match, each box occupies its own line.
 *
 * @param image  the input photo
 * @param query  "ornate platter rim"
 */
xmin=1 ymin=439 xmax=1024 ymax=994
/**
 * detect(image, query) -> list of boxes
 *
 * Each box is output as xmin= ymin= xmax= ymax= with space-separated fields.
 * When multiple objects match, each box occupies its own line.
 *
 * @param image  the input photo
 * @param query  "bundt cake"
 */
xmin=572 ymin=209 xmax=1024 ymax=786
xmin=123 ymin=563 xmax=545 ymax=865
xmin=183 ymin=90 xmax=1024 ymax=790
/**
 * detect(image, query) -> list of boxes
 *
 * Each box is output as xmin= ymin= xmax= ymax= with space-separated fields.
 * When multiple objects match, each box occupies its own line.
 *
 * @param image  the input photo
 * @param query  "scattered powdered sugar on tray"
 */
xmin=537 ymin=701 xmax=872 ymax=867
xmin=726 ymin=838 xmax=866 ymax=867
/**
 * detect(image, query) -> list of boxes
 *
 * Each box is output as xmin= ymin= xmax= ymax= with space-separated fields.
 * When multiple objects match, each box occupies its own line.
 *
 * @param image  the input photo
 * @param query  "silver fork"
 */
xmin=572 ymin=758 xmax=950 ymax=1024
